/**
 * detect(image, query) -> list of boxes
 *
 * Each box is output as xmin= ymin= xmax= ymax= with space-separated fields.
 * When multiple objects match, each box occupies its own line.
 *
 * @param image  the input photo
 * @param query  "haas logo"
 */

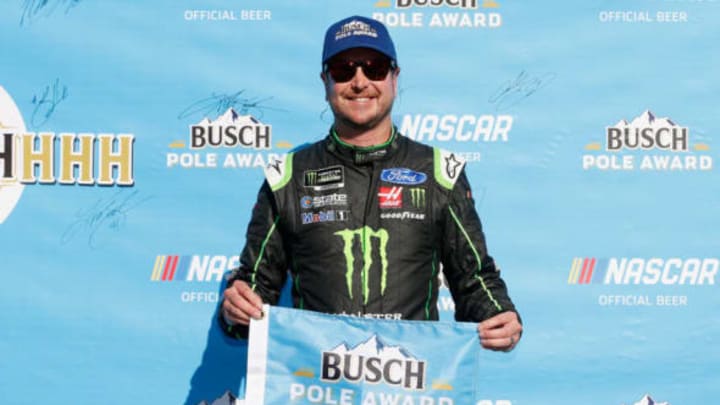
xmin=0 ymin=86 xmax=26 ymax=224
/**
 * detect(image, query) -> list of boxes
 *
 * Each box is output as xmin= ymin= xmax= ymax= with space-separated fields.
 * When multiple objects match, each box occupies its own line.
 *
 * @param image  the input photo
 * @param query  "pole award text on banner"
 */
xmin=246 ymin=305 xmax=480 ymax=404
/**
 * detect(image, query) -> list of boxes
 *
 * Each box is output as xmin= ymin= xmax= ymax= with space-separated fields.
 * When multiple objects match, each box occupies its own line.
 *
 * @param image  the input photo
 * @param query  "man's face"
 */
xmin=322 ymin=48 xmax=399 ymax=132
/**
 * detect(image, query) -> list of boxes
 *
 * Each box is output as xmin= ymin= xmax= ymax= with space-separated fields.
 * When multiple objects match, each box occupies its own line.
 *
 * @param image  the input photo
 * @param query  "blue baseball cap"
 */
xmin=322 ymin=16 xmax=397 ymax=65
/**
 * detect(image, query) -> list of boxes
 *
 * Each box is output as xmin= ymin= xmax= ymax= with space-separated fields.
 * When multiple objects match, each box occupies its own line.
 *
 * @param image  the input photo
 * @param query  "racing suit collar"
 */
xmin=327 ymin=126 xmax=400 ymax=164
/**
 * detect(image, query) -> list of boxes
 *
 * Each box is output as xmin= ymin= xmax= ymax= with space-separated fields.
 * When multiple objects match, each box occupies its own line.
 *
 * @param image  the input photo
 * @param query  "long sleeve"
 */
xmin=219 ymin=180 xmax=288 ymax=339
xmin=440 ymin=170 xmax=518 ymax=323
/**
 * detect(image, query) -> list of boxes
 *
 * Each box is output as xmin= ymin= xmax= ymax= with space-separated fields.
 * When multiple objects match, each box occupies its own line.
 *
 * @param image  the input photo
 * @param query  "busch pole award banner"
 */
xmin=246 ymin=305 xmax=479 ymax=405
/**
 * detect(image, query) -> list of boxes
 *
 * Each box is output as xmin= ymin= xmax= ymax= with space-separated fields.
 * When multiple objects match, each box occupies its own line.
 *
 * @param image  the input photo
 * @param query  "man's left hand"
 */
xmin=478 ymin=311 xmax=522 ymax=352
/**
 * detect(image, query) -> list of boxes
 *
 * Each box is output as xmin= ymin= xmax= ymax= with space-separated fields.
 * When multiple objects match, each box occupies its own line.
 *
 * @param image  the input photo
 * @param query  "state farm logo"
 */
xmin=378 ymin=186 xmax=403 ymax=208
xmin=582 ymin=110 xmax=712 ymax=171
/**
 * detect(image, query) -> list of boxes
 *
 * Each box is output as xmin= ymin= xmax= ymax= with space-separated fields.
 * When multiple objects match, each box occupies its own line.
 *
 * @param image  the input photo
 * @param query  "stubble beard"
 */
xmin=332 ymin=102 xmax=393 ymax=132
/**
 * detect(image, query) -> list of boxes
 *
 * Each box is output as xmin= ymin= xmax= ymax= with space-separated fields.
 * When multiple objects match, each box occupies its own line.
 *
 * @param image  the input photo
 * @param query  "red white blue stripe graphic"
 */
xmin=151 ymin=255 xmax=189 ymax=281
xmin=568 ymin=257 xmax=602 ymax=284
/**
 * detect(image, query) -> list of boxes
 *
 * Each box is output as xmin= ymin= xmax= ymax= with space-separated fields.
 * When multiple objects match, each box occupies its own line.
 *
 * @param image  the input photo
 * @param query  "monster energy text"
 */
xmin=334 ymin=227 xmax=389 ymax=304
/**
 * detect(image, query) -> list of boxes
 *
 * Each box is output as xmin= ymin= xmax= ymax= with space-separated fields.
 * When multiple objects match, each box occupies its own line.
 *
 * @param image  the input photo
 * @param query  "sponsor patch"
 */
xmin=301 ymin=210 xmax=350 ymax=224
xmin=299 ymin=193 xmax=348 ymax=210
xmin=378 ymin=186 xmax=403 ymax=208
xmin=304 ymin=166 xmax=345 ymax=191
xmin=380 ymin=168 xmax=427 ymax=185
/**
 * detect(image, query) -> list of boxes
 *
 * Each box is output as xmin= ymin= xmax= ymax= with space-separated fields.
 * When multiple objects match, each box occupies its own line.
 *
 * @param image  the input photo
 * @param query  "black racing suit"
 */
xmin=220 ymin=128 xmax=518 ymax=339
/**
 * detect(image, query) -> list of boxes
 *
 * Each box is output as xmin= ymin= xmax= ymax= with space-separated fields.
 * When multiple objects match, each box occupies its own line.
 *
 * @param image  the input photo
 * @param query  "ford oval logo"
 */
xmin=380 ymin=168 xmax=427 ymax=185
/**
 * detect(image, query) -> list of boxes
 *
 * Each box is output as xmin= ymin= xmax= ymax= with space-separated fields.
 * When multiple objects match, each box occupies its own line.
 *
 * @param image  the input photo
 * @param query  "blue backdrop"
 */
xmin=1 ymin=1 xmax=718 ymax=404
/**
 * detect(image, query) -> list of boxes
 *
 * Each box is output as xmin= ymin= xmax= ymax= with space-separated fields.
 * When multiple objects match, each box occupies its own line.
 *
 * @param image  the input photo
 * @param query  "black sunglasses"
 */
xmin=324 ymin=57 xmax=396 ymax=83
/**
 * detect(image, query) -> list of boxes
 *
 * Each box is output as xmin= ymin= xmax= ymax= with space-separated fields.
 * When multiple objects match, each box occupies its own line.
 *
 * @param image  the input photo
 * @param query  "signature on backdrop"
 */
xmin=177 ymin=90 xmax=284 ymax=121
xmin=60 ymin=190 xmax=152 ymax=249
xmin=488 ymin=70 xmax=557 ymax=111
xmin=20 ymin=0 xmax=82 ymax=26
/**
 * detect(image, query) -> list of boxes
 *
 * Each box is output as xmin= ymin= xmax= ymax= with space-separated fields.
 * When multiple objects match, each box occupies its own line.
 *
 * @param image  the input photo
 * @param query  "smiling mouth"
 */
xmin=347 ymin=96 xmax=375 ymax=102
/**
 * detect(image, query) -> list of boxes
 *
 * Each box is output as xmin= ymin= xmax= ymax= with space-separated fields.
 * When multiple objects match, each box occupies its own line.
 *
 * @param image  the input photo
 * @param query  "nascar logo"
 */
xmin=150 ymin=255 xmax=238 ymax=282
xmin=568 ymin=257 xmax=718 ymax=285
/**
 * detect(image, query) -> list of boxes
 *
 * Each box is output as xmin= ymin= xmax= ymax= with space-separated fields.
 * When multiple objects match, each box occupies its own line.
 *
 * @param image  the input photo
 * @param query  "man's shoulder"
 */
xmin=397 ymin=134 xmax=466 ymax=191
xmin=397 ymin=133 xmax=434 ymax=155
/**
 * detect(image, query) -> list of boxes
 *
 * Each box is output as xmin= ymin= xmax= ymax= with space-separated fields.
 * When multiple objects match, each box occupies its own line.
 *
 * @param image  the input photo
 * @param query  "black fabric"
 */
xmin=220 ymin=130 xmax=518 ymax=338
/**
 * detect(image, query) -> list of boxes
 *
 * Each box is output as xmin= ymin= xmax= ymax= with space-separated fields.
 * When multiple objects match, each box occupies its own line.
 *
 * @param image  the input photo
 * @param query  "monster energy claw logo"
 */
xmin=304 ymin=166 xmax=344 ymax=190
xmin=334 ymin=227 xmax=389 ymax=304
xmin=305 ymin=171 xmax=317 ymax=185
xmin=410 ymin=188 xmax=426 ymax=208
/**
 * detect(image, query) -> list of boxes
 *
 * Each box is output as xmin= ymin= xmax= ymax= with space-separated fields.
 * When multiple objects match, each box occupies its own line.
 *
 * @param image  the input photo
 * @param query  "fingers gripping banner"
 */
xmin=246 ymin=305 xmax=480 ymax=405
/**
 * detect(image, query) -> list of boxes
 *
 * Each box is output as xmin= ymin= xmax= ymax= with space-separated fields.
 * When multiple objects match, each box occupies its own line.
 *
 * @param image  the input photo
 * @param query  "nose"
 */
xmin=349 ymin=66 xmax=370 ymax=90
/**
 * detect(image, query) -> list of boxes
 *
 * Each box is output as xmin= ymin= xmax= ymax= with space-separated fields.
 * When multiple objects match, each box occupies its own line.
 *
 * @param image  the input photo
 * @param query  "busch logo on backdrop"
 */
xmin=582 ymin=110 xmax=713 ymax=171
xmin=372 ymin=0 xmax=503 ymax=29
xmin=166 ymin=107 xmax=291 ymax=169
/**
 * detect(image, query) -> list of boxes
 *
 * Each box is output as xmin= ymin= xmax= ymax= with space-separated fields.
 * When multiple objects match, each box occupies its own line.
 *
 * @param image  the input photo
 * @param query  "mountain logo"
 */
xmin=321 ymin=334 xmax=427 ymax=390
xmin=604 ymin=110 xmax=687 ymax=152
xmin=167 ymin=106 xmax=290 ymax=170
xmin=625 ymin=394 xmax=670 ymax=405
xmin=189 ymin=108 xmax=270 ymax=149
xmin=582 ymin=109 xmax=712 ymax=171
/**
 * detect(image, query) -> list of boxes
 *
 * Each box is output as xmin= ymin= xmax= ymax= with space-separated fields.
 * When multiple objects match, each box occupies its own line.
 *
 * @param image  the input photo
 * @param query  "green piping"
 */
xmin=250 ymin=216 xmax=280 ymax=290
xmin=331 ymin=127 xmax=396 ymax=151
xmin=292 ymin=257 xmax=304 ymax=309
xmin=448 ymin=206 xmax=503 ymax=312
xmin=425 ymin=250 xmax=438 ymax=320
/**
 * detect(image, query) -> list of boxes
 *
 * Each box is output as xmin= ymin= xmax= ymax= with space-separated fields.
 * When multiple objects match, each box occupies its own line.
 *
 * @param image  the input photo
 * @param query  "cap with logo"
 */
xmin=322 ymin=15 xmax=397 ymax=64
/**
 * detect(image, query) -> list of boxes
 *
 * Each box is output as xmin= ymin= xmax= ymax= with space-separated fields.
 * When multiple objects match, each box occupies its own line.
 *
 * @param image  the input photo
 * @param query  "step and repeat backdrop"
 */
xmin=1 ymin=1 xmax=718 ymax=404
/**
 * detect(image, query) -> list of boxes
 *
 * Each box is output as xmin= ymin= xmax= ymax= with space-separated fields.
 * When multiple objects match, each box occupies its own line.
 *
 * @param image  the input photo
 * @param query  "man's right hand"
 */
xmin=222 ymin=280 xmax=265 ymax=326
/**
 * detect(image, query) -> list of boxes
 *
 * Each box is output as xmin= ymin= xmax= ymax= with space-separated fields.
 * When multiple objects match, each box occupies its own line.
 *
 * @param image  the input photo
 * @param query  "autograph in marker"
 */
xmin=61 ymin=190 xmax=152 ymax=249
xmin=20 ymin=0 xmax=82 ymax=26
xmin=177 ymin=90 xmax=283 ymax=120
xmin=31 ymin=78 xmax=68 ymax=129
xmin=488 ymin=70 xmax=557 ymax=111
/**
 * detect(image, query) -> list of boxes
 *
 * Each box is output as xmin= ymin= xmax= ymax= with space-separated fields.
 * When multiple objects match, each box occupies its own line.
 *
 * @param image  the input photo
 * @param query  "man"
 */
xmin=220 ymin=15 xmax=522 ymax=351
